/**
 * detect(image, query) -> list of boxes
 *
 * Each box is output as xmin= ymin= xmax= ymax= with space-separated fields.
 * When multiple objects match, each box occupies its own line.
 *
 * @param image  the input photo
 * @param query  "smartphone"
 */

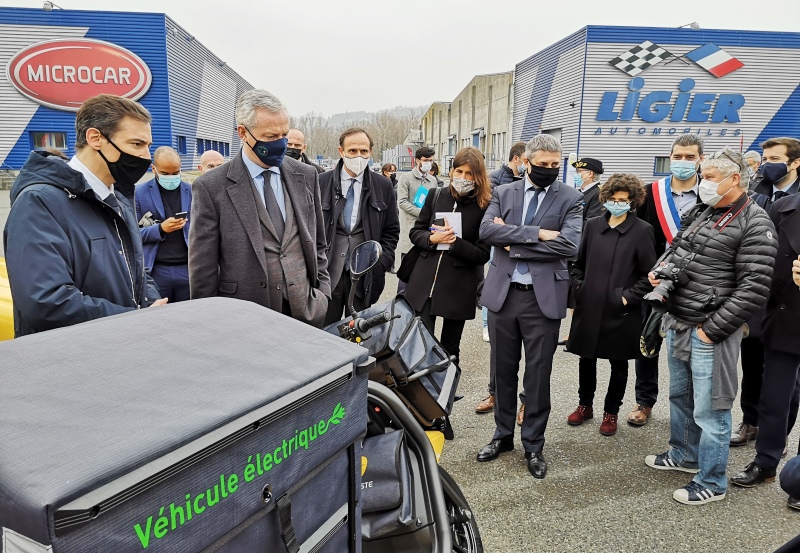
xmin=432 ymin=217 xmax=445 ymax=227
xmin=175 ymin=212 xmax=188 ymax=219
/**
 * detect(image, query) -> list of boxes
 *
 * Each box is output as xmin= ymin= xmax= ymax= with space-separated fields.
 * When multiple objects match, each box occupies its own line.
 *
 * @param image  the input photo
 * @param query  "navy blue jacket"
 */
xmin=134 ymin=178 xmax=191 ymax=271
xmin=489 ymin=164 xmax=522 ymax=188
xmin=3 ymin=151 xmax=160 ymax=337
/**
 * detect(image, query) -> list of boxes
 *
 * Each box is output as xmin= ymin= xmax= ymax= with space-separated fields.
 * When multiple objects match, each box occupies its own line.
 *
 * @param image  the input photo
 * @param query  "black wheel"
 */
xmin=439 ymin=467 xmax=483 ymax=553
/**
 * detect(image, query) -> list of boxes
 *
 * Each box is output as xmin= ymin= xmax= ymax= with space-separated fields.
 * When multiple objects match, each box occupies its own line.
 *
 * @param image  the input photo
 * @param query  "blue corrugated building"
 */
xmin=0 ymin=6 xmax=253 ymax=171
xmin=513 ymin=25 xmax=800 ymax=183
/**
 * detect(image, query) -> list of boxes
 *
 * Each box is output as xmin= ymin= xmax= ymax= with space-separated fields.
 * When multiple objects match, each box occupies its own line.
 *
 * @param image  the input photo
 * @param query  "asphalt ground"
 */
xmin=2 ymin=186 xmax=799 ymax=551
xmin=380 ymin=213 xmax=800 ymax=553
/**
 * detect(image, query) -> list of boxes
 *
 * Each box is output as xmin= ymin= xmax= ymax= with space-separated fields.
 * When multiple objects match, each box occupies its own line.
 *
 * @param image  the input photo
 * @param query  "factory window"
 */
xmin=654 ymin=156 xmax=672 ymax=175
xmin=196 ymin=138 xmax=205 ymax=155
xmin=176 ymin=136 xmax=187 ymax=155
xmin=30 ymin=131 xmax=66 ymax=150
xmin=224 ymin=143 xmax=230 ymax=156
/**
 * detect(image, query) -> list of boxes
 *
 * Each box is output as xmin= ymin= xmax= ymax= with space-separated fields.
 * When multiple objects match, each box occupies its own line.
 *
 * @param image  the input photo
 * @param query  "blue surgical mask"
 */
xmin=670 ymin=160 xmax=698 ymax=181
xmin=157 ymin=171 xmax=181 ymax=190
xmin=517 ymin=164 xmax=526 ymax=175
xmin=604 ymin=200 xmax=631 ymax=217
xmin=573 ymin=173 xmax=584 ymax=187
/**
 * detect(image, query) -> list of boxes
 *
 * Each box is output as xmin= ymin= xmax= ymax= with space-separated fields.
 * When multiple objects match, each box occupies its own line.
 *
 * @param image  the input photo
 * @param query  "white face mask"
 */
xmin=451 ymin=177 xmax=475 ymax=195
xmin=343 ymin=156 xmax=370 ymax=176
xmin=420 ymin=161 xmax=433 ymax=173
xmin=698 ymin=175 xmax=734 ymax=207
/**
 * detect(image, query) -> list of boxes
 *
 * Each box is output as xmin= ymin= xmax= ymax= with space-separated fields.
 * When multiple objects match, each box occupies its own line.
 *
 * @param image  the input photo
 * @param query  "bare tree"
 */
xmin=291 ymin=108 xmax=423 ymax=160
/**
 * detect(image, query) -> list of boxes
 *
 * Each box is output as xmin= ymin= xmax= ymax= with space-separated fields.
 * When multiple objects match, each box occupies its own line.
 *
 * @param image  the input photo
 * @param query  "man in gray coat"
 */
xmin=396 ymin=146 xmax=436 ymax=259
xmin=189 ymin=89 xmax=331 ymax=327
xmin=476 ymin=135 xmax=583 ymax=479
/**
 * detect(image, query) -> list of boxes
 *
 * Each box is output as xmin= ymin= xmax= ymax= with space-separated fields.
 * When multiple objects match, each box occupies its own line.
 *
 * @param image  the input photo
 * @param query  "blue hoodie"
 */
xmin=3 ymin=151 xmax=160 ymax=337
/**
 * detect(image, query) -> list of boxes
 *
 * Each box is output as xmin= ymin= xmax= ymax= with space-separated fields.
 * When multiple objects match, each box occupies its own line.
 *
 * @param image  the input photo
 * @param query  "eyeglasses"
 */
xmin=605 ymin=200 xmax=631 ymax=207
xmin=716 ymin=150 xmax=743 ymax=171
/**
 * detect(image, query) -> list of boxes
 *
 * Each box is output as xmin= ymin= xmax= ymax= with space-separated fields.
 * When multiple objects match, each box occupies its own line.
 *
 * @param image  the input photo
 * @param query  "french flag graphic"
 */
xmin=685 ymin=43 xmax=744 ymax=77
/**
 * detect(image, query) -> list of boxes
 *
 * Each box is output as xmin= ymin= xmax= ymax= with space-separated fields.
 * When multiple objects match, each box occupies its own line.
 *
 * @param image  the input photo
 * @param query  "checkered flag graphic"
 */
xmin=608 ymin=41 xmax=675 ymax=76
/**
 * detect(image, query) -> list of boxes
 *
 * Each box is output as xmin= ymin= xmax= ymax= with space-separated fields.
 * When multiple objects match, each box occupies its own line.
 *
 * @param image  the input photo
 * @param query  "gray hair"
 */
xmin=524 ymin=134 xmax=562 ymax=160
xmin=153 ymin=145 xmax=180 ymax=164
xmin=743 ymin=150 xmax=761 ymax=164
xmin=236 ymin=89 xmax=287 ymax=128
xmin=671 ymin=133 xmax=705 ymax=155
xmin=701 ymin=147 xmax=750 ymax=190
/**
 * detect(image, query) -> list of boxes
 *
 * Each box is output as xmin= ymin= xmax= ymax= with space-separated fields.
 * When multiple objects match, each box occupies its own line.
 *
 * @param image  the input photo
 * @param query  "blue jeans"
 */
xmin=666 ymin=328 xmax=731 ymax=494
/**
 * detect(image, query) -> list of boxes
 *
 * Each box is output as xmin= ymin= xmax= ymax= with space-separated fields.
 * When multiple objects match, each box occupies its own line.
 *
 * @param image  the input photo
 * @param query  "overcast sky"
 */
xmin=12 ymin=0 xmax=800 ymax=116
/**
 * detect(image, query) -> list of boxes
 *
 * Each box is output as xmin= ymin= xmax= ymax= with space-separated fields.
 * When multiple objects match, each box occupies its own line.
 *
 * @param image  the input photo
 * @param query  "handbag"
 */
xmin=396 ymin=187 xmax=444 ymax=283
xmin=640 ymin=308 xmax=666 ymax=358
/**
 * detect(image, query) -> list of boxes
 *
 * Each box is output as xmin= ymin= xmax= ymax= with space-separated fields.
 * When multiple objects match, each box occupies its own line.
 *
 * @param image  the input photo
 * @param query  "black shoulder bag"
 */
xmin=396 ymin=187 xmax=443 ymax=283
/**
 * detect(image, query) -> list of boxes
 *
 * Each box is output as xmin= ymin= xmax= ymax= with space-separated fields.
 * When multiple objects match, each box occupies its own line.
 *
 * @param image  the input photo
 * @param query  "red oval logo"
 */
xmin=5 ymin=38 xmax=152 ymax=112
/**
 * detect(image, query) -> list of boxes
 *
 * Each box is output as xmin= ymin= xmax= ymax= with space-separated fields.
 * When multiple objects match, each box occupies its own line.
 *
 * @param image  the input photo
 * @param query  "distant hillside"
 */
xmin=326 ymin=105 xmax=426 ymax=126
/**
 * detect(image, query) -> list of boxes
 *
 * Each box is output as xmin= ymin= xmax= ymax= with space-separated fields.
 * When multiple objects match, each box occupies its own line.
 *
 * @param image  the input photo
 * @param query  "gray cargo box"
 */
xmin=0 ymin=298 xmax=370 ymax=552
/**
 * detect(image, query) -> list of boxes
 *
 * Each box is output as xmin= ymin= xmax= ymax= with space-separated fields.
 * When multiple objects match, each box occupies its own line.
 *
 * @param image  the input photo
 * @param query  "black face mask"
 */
xmin=285 ymin=147 xmax=302 ymax=160
xmin=528 ymin=165 xmax=560 ymax=188
xmin=97 ymin=134 xmax=152 ymax=199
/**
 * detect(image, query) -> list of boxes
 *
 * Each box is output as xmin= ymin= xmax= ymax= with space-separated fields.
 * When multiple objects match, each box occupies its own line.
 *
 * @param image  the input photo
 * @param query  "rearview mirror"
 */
xmin=349 ymin=241 xmax=382 ymax=277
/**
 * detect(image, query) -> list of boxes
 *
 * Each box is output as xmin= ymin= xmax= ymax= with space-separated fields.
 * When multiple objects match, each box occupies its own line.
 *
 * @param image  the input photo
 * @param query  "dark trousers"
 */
xmin=151 ymin=264 xmax=190 ymax=303
xmin=754 ymin=349 xmax=800 ymax=471
xmin=740 ymin=336 xmax=765 ymax=426
xmin=578 ymin=357 xmax=629 ymax=415
xmin=489 ymin=287 xmax=559 ymax=453
xmin=633 ymin=304 xmax=659 ymax=408
xmin=417 ymin=298 xmax=466 ymax=366
xmin=325 ymin=271 xmax=367 ymax=326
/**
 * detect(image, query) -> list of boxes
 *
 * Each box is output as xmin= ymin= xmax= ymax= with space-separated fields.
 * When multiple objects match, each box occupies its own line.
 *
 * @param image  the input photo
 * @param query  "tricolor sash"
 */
xmin=652 ymin=175 xmax=681 ymax=245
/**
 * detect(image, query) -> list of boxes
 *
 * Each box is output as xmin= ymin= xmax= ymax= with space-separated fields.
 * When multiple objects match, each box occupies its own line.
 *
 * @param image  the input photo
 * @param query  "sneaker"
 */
xmin=644 ymin=452 xmax=700 ymax=474
xmin=482 ymin=328 xmax=490 ymax=342
xmin=599 ymin=412 xmax=618 ymax=436
xmin=567 ymin=405 xmax=594 ymax=426
xmin=673 ymin=481 xmax=726 ymax=505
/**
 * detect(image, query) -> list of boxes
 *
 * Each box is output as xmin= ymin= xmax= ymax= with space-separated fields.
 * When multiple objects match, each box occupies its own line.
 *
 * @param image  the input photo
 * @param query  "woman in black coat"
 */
xmin=404 ymin=147 xmax=491 ymax=365
xmin=565 ymin=173 xmax=657 ymax=436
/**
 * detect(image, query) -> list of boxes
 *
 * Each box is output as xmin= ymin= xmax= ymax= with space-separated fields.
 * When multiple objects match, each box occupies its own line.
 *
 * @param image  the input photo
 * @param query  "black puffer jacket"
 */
xmin=664 ymin=195 xmax=777 ymax=343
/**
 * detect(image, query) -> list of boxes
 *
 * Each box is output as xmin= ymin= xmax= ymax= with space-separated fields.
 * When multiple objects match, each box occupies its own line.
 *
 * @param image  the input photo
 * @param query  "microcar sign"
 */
xmin=6 ymin=38 xmax=152 ymax=112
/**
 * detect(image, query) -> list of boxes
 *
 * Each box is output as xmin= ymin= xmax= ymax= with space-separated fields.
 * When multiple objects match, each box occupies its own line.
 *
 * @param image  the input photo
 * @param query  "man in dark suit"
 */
xmin=189 ymin=89 xmax=331 ymax=327
xmin=319 ymin=128 xmax=399 ymax=325
xmin=135 ymin=146 xmax=192 ymax=302
xmin=731 ymin=191 xmax=800 ymax=509
xmin=572 ymin=157 xmax=604 ymax=221
xmin=476 ymin=134 xmax=583 ymax=479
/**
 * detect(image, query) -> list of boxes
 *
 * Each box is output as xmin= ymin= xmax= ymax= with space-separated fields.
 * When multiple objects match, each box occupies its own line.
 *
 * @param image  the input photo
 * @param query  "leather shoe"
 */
xmin=475 ymin=395 xmax=495 ymax=414
xmin=599 ymin=412 xmax=618 ymax=436
xmin=730 ymin=422 xmax=758 ymax=446
xmin=788 ymin=496 xmax=800 ymax=510
xmin=526 ymin=451 xmax=548 ymax=479
xmin=731 ymin=461 xmax=776 ymax=488
xmin=627 ymin=405 xmax=652 ymax=427
xmin=516 ymin=403 xmax=525 ymax=426
xmin=476 ymin=438 xmax=514 ymax=462
xmin=567 ymin=405 xmax=593 ymax=426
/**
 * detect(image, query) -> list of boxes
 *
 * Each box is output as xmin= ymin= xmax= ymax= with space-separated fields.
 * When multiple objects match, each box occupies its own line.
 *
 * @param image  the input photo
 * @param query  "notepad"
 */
xmin=435 ymin=212 xmax=462 ymax=250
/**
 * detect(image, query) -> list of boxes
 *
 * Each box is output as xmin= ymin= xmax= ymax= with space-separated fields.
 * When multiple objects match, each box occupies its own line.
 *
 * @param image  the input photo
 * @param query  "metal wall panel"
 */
xmin=165 ymin=15 xmax=253 ymax=171
xmin=579 ymin=26 xmax=800 ymax=183
xmin=0 ymin=7 xmax=171 ymax=170
xmin=0 ymin=23 xmax=87 ymax=168
xmin=512 ymin=28 xmax=587 ymax=143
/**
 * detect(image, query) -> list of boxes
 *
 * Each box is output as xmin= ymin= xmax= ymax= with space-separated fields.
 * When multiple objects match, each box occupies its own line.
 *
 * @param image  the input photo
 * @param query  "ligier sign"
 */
xmin=6 ymin=38 xmax=152 ymax=111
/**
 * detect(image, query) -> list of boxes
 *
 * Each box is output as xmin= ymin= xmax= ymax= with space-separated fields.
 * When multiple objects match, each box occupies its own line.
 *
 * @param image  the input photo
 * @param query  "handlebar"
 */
xmin=355 ymin=311 xmax=395 ymax=334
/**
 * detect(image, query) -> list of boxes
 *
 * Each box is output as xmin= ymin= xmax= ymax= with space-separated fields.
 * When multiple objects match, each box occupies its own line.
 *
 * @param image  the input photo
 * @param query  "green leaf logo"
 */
xmin=329 ymin=403 xmax=345 ymax=425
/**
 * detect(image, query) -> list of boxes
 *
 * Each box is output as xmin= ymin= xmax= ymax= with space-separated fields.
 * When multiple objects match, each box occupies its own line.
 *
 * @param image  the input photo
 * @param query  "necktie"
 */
xmin=343 ymin=179 xmax=356 ymax=233
xmin=773 ymin=190 xmax=788 ymax=203
xmin=262 ymin=171 xmax=285 ymax=240
xmin=518 ymin=188 xmax=544 ymax=275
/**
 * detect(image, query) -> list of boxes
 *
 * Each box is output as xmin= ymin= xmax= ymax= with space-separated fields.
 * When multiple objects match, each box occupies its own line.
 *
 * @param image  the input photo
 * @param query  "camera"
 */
xmin=644 ymin=263 xmax=681 ymax=309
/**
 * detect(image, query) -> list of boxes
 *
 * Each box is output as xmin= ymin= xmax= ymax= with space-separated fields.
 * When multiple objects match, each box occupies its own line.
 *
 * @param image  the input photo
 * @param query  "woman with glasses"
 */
xmin=565 ymin=173 xmax=657 ymax=436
